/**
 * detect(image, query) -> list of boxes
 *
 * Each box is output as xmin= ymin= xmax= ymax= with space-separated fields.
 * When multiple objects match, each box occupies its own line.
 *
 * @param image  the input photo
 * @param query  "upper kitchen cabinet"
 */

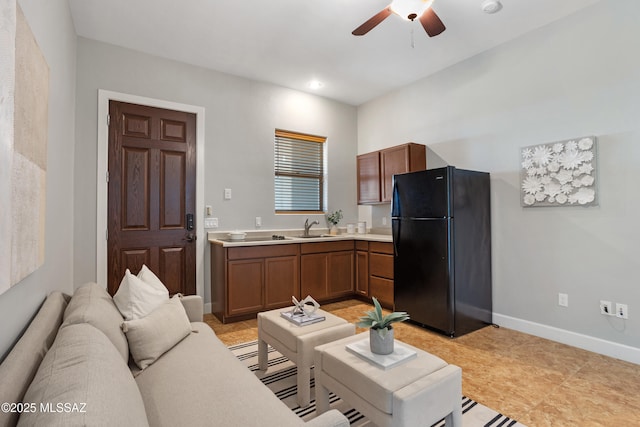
xmin=357 ymin=143 xmax=426 ymax=204
xmin=356 ymin=151 xmax=381 ymax=204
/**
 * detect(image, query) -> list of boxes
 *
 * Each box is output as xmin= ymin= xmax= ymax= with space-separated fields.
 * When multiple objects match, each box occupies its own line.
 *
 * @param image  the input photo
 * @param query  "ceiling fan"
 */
xmin=352 ymin=0 xmax=445 ymax=37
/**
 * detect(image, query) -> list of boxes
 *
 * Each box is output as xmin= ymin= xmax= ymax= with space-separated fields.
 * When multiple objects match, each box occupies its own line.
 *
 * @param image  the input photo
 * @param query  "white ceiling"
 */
xmin=68 ymin=0 xmax=601 ymax=106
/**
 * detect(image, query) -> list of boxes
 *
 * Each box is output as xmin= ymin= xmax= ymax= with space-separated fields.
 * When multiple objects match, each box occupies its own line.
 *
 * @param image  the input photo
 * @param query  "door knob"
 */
xmin=184 ymin=233 xmax=197 ymax=242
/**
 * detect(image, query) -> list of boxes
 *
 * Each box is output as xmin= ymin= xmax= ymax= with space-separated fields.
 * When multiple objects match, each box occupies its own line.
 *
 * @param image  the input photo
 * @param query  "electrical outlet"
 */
xmin=616 ymin=303 xmax=628 ymax=319
xmin=600 ymin=300 xmax=613 ymax=315
xmin=558 ymin=293 xmax=568 ymax=307
xmin=205 ymin=205 xmax=212 ymax=216
xmin=224 ymin=188 xmax=232 ymax=200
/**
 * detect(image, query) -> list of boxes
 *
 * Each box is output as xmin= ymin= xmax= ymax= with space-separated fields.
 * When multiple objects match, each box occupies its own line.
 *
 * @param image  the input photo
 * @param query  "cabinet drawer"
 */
xmin=369 ymin=276 xmax=393 ymax=308
xmin=355 ymin=240 xmax=369 ymax=251
xmin=300 ymin=240 xmax=354 ymax=254
xmin=369 ymin=241 xmax=393 ymax=254
xmin=369 ymin=252 xmax=393 ymax=279
xmin=228 ymin=244 xmax=299 ymax=260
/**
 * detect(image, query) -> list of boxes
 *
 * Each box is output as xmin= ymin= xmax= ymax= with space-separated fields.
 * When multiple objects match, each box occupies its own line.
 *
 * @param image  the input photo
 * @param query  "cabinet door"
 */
xmin=369 ymin=276 xmax=394 ymax=308
xmin=357 ymin=151 xmax=381 ymax=204
xmin=380 ymin=145 xmax=410 ymax=203
xmin=369 ymin=252 xmax=393 ymax=279
xmin=356 ymin=250 xmax=369 ymax=296
xmin=265 ymin=255 xmax=299 ymax=309
xmin=329 ymin=251 xmax=354 ymax=297
xmin=380 ymin=144 xmax=426 ymax=202
xmin=227 ymin=259 xmax=264 ymax=316
xmin=300 ymin=253 xmax=328 ymax=300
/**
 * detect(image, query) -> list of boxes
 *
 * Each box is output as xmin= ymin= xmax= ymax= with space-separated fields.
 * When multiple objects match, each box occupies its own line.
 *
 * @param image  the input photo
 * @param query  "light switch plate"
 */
xmin=205 ymin=218 xmax=218 ymax=228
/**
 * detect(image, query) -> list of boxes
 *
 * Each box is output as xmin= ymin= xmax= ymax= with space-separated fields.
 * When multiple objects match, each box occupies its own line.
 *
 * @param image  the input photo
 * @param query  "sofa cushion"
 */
xmin=114 ymin=265 xmax=169 ymax=321
xmin=122 ymin=295 xmax=191 ymax=370
xmin=0 ymin=292 xmax=69 ymax=427
xmin=135 ymin=323 xmax=304 ymax=427
xmin=62 ymin=282 xmax=129 ymax=362
xmin=17 ymin=323 xmax=149 ymax=427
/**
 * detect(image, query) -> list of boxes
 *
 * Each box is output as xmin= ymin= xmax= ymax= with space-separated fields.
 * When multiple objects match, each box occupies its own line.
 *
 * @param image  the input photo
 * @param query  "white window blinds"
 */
xmin=274 ymin=129 xmax=326 ymax=213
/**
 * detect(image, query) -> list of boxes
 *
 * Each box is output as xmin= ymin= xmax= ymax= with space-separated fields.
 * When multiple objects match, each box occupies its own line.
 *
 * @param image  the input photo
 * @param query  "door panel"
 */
xmin=122 ymin=147 xmax=150 ymax=230
xmin=108 ymin=101 xmax=196 ymax=295
xmin=329 ymin=251 xmax=354 ymax=296
xmin=160 ymin=151 xmax=185 ymax=229
xmin=159 ymin=247 xmax=185 ymax=295
xmin=393 ymin=218 xmax=453 ymax=334
xmin=300 ymin=254 xmax=328 ymax=299
xmin=391 ymin=168 xmax=451 ymax=219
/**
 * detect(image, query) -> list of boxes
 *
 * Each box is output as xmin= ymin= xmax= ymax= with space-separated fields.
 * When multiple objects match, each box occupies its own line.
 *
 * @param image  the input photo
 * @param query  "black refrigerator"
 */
xmin=392 ymin=166 xmax=492 ymax=337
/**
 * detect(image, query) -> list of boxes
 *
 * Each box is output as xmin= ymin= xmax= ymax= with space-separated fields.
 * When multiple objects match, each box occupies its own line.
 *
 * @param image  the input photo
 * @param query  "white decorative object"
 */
xmin=520 ymin=137 xmax=597 ymax=207
xmin=291 ymin=295 xmax=320 ymax=316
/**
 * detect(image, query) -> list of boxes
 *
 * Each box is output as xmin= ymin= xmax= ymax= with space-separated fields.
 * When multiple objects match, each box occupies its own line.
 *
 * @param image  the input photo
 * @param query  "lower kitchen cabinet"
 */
xmin=368 ymin=242 xmax=395 ymax=309
xmin=210 ymin=238 xmax=390 ymax=323
xmin=264 ymin=256 xmax=299 ymax=310
xmin=300 ymin=241 xmax=355 ymax=302
xmin=227 ymin=259 xmax=264 ymax=316
xmin=211 ymin=243 xmax=300 ymax=322
xmin=355 ymin=241 xmax=369 ymax=297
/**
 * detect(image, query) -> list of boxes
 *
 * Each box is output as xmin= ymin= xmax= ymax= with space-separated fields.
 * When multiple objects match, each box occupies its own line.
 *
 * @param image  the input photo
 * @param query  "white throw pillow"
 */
xmin=113 ymin=266 xmax=169 ymax=320
xmin=122 ymin=295 xmax=192 ymax=370
xmin=138 ymin=264 xmax=166 ymax=291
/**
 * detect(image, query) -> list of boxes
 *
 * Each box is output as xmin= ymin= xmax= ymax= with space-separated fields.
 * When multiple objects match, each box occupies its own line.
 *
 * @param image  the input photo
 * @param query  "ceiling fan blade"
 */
xmin=419 ymin=8 xmax=446 ymax=37
xmin=352 ymin=7 xmax=392 ymax=36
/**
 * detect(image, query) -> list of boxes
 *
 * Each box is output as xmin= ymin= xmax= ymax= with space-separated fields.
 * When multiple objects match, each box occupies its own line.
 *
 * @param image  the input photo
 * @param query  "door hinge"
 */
xmin=107 ymin=114 xmax=110 ymax=126
xmin=105 ymin=229 xmax=108 ymax=241
xmin=106 ymin=171 xmax=109 ymax=183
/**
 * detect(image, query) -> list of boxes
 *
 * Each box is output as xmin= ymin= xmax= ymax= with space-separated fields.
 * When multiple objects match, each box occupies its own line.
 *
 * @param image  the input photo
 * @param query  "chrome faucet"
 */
xmin=304 ymin=218 xmax=319 ymax=236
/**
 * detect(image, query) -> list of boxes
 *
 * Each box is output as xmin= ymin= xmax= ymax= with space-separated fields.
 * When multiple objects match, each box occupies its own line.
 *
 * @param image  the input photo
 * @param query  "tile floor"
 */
xmin=205 ymin=299 xmax=640 ymax=426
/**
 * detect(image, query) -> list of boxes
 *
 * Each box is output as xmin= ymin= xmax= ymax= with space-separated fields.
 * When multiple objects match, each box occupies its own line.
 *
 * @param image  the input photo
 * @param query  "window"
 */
xmin=274 ymin=129 xmax=326 ymax=213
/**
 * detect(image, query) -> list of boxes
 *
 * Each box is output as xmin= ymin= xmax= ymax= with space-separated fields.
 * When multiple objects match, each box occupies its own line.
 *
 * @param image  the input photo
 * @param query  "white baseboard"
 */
xmin=204 ymin=302 xmax=212 ymax=315
xmin=493 ymin=313 xmax=640 ymax=365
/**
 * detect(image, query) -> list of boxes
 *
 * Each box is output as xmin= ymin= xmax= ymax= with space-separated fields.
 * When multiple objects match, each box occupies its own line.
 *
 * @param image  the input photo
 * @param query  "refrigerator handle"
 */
xmin=392 ymin=220 xmax=400 ymax=256
xmin=390 ymin=178 xmax=399 ymax=218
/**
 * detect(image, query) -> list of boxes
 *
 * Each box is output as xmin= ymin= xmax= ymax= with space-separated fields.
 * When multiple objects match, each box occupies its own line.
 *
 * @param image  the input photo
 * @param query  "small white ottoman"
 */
xmin=257 ymin=308 xmax=355 ymax=408
xmin=314 ymin=333 xmax=462 ymax=427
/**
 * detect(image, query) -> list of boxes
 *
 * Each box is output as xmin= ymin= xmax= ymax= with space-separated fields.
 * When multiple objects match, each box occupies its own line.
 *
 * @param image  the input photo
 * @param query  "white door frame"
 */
xmin=96 ymin=90 xmax=206 ymax=298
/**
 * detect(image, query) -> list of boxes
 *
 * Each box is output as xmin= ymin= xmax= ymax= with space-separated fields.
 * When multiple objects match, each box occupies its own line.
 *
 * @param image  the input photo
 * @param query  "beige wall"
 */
xmin=357 ymin=0 xmax=640 ymax=358
xmin=73 ymin=38 xmax=358 ymax=306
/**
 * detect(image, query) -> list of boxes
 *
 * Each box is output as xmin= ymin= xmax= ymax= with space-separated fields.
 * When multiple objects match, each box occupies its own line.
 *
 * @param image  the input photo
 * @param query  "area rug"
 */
xmin=230 ymin=341 xmax=527 ymax=427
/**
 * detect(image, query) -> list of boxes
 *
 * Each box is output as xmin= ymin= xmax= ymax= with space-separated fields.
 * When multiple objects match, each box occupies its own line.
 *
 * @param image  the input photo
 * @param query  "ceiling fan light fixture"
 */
xmin=481 ymin=0 xmax=503 ymax=14
xmin=307 ymin=80 xmax=324 ymax=90
xmin=390 ymin=0 xmax=434 ymax=21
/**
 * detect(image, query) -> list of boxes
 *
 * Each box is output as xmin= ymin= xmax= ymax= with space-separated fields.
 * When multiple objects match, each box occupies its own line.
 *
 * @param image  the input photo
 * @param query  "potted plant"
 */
xmin=326 ymin=209 xmax=343 ymax=235
xmin=356 ymin=297 xmax=410 ymax=355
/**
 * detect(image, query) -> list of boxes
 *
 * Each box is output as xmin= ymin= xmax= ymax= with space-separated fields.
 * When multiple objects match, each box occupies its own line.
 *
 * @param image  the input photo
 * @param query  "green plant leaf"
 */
xmin=373 ymin=297 xmax=383 ymax=321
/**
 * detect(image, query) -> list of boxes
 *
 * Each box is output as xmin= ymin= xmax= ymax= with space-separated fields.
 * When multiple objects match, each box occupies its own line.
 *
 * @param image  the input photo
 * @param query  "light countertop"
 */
xmin=208 ymin=229 xmax=392 ymax=247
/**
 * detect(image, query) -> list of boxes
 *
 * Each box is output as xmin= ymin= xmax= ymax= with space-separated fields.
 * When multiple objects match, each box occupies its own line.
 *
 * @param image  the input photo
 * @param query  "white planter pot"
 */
xmin=369 ymin=327 xmax=394 ymax=355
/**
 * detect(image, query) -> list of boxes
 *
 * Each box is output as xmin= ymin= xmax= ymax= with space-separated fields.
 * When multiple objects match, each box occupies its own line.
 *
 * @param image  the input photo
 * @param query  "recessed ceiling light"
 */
xmin=481 ymin=0 xmax=502 ymax=14
xmin=308 ymin=80 xmax=324 ymax=90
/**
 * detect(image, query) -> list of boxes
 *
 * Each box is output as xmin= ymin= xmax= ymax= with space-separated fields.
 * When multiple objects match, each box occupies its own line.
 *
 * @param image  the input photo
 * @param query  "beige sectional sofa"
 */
xmin=0 ymin=283 xmax=348 ymax=427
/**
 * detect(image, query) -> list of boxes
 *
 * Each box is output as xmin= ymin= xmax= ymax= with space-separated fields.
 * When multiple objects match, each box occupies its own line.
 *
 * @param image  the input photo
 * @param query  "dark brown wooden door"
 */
xmin=107 ymin=101 xmax=196 ymax=296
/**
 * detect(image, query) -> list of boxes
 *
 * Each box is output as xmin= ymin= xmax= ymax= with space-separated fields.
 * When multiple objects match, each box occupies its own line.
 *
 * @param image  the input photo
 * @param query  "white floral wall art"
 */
xmin=520 ymin=137 xmax=597 ymax=207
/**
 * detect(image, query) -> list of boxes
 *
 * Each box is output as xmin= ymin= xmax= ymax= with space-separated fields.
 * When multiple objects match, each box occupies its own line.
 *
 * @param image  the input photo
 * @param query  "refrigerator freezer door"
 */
xmin=393 ymin=218 xmax=454 ymax=335
xmin=391 ymin=168 xmax=451 ymax=219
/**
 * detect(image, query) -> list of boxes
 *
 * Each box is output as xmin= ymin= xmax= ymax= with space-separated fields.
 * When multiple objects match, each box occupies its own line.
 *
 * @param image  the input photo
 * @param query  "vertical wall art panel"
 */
xmin=0 ymin=0 xmax=49 ymax=295
xmin=520 ymin=137 xmax=597 ymax=207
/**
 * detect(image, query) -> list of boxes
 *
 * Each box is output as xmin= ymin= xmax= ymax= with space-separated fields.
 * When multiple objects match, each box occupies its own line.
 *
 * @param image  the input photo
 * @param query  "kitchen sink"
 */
xmin=295 ymin=234 xmax=338 ymax=238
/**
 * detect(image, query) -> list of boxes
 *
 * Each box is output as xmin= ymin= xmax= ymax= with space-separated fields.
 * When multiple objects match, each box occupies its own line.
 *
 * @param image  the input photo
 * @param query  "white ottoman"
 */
xmin=257 ymin=308 xmax=355 ymax=408
xmin=314 ymin=333 xmax=462 ymax=427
